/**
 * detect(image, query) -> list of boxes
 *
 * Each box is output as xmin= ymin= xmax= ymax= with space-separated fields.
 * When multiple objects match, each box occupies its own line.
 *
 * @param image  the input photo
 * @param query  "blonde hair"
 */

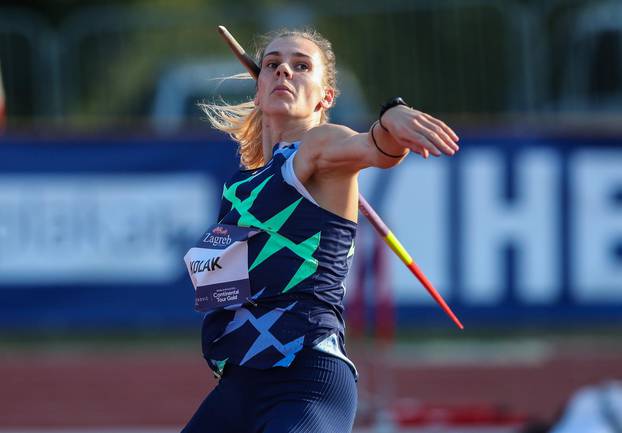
xmin=200 ymin=28 xmax=340 ymax=169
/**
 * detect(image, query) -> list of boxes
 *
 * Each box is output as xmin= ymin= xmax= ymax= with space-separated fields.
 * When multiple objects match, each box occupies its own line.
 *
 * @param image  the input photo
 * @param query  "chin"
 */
xmin=262 ymin=103 xmax=296 ymax=116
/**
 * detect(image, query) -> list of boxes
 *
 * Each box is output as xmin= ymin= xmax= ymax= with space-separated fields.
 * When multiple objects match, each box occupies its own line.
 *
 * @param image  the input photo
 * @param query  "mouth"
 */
xmin=272 ymin=85 xmax=294 ymax=95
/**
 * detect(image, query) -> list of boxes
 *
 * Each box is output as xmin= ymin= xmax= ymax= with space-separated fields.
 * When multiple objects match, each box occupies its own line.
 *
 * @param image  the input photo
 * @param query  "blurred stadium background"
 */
xmin=1 ymin=0 xmax=622 ymax=432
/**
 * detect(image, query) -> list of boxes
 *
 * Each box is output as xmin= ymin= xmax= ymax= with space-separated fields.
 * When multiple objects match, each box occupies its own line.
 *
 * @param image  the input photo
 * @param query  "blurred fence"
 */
xmin=1 ymin=0 xmax=622 ymax=131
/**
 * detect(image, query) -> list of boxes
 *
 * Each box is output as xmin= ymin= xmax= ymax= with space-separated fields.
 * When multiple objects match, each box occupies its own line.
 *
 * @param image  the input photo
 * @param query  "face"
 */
xmin=254 ymin=36 xmax=334 ymax=121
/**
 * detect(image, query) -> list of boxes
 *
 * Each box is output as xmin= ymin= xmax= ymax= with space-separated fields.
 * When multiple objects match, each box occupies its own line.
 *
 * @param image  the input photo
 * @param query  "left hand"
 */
xmin=380 ymin=105 xmax=460 ymax=158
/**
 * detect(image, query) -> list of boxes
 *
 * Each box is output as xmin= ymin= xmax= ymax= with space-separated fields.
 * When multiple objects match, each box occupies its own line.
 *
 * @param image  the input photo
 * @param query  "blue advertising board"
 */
xmin=0 ymin=133 xmax=621 ymax=330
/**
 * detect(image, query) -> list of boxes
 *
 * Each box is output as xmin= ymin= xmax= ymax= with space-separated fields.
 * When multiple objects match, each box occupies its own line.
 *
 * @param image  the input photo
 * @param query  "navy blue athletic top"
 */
xmin=200 ymin=142 xmax=357 ymax=377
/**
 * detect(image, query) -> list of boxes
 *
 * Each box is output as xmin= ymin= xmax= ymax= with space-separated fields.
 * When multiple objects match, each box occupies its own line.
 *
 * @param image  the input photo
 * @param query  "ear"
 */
xmin=315 ymin=87 xmax=335 ymax=113
xmin=319 ymin=87 xmax=335 ymax=110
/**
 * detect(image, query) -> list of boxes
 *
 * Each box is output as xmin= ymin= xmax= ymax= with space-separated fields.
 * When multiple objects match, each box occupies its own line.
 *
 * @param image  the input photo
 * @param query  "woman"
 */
xmin=182 ymin=28 xmax=459 ymax=433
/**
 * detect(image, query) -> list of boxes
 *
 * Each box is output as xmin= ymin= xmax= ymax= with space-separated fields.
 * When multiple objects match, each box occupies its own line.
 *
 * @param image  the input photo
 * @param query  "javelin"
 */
xmin=216 ymin=25 xmax=463 ymax=330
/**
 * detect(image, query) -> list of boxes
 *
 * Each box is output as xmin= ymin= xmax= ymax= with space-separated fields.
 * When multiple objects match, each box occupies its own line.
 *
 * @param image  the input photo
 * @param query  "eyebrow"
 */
xmin=263 ymin=51 xmax=313 ymax=60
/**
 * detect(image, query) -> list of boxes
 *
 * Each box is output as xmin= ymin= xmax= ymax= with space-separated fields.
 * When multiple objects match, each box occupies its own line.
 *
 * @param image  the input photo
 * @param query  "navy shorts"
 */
xmin=181 ymin=348 xmax=358 ymax=433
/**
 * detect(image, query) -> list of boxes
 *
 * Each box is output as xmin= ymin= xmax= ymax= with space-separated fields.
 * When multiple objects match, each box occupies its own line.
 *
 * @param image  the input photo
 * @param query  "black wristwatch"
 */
xmin=379 ymin=97 xmax=408 ymax=131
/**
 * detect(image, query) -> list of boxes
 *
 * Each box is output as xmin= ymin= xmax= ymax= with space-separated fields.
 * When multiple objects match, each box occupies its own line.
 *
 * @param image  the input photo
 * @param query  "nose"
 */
xmin=275 ymin=62 xmax=292 ymax=79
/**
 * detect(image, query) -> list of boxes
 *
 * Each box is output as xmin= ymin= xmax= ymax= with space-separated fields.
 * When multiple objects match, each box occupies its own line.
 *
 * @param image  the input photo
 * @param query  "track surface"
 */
xmin=1 ymin=337 xmax=621 ymax=428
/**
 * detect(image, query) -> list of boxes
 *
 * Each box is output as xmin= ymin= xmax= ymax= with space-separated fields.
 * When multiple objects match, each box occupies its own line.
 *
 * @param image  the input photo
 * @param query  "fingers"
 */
xmin=405 ymin=113 xmax=459 ymax=157
xmin=422 ymin=113 xmax=460 ymax=143
xmin=382 ymin=107 xmax=460 ymax=158
xmin=398 ymin=123 xmax=453 ymax=157
xmin=410 ymin=122 xmax=454 ymax=156
xmin=390 ymin=128 xmax=441 ymax=157
xmin=410 ymin=143 xmax=430 ymax=159
xmin=412 ymin=131 xmax=443 ymax=156
xmin=418 ymin=116 xmax=460 ymax=152
xmin=418 ymin=147 xmax=430 ymax=159
xmin=398 ymin=134 xmax=441 ymax=157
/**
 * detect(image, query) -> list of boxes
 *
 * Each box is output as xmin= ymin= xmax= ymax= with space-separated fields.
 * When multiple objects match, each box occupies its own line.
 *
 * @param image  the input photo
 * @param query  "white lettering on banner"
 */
xmin=0 ymin=174 xmax=216 ymax=285
xmin=461 ymin=150 xmax=561 ymax=305
xmin=571 ymin=152 xmax=622 ymax=301
xmin=355 ymin=147 xmax=622 ymax=307
xmin=382 ymin=159 xmax=449 ymax=303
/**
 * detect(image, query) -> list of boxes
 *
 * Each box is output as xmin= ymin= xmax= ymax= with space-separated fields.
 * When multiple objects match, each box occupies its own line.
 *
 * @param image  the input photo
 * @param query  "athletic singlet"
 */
xmin=195 ymin=141 xmax=357 ymax=378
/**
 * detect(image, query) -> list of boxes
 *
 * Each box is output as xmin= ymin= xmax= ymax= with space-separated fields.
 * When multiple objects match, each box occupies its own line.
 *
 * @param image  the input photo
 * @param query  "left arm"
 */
xmin=295 ymin=105 xmax=460 ymax=182
xmin=291 ymin=106 xmax=459 ymax=222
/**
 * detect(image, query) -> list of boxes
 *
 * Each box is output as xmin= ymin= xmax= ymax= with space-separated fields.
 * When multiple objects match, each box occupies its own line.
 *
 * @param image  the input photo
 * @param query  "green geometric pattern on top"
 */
xmin=211 ymin=358 xmax=228 ymax=377
xmin=222 ymin=172 xmax=321 ymax=293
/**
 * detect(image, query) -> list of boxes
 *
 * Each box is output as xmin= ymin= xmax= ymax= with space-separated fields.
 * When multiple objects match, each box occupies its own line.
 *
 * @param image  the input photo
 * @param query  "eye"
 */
xmin=295 ymin=63 xmax=310 ymax=71
xmin=265 ymin=62 xmax=278 ymax=69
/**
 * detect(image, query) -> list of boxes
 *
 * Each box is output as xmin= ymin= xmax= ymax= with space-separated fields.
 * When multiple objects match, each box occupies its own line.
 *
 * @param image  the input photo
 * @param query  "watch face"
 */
xmin=380 ymin=97 xmax=408 ymax=118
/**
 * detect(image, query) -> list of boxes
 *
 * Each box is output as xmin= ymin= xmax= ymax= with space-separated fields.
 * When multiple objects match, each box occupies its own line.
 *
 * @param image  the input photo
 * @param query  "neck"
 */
xmin=261 ymin=114 xmax=320 ymax=162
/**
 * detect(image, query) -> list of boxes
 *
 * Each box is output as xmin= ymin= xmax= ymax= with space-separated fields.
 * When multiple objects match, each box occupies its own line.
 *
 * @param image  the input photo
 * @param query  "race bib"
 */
xmin=184 ymin=224 xmax=259 ymax=312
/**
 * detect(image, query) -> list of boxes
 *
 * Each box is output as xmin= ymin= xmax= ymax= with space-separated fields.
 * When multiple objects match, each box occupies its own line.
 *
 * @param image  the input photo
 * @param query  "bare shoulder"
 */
xmin=294 ymin=123 xmax=370 ymax=181
xmin=299 ymin=123 xmax=358 ymax=153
